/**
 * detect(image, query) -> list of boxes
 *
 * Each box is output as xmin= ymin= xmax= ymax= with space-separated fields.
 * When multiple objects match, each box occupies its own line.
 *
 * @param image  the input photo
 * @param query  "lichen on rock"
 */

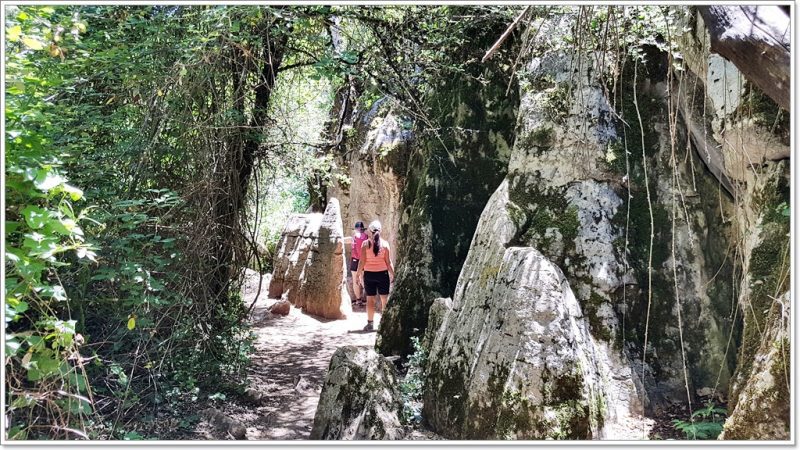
xmin=311 ymin=346 xmax=405 ymax=440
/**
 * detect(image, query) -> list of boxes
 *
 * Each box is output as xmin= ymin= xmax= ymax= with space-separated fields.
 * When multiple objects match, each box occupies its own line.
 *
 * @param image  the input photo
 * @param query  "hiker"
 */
xmin=346 ymin=221 xmax=368 ymax=305
xmin=356 ymin=220 xmax=395 ymax=332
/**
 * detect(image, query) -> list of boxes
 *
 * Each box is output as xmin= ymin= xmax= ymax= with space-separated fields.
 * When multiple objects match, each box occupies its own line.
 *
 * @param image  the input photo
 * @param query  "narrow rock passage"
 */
xmin=196 ymin=271 xmax=380 ymax=440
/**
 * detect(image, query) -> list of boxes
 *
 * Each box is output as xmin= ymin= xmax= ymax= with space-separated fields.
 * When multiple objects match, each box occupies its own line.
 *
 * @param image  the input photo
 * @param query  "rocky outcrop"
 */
xmin=327 ymin=99 xmax=410 ymax=256
xmin=423 ymin=178 xmax=643 ymax=439
xmin=311 ymin=346 xmax=405 ymax=440
xmin=269 ymin=199 xmax=351 ymax=320
xmin=376 ymin=23 xmax=520 ymax=357
xmin=720 ymin=162 xmax=790 ymax=440
xmin=269 ymin=214 xmax=322 ymax=302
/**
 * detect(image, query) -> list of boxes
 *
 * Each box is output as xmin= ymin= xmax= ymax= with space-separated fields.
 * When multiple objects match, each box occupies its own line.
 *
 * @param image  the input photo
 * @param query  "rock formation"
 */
xmin=376 ymin=24 xmax=520 ymax=357
xmin=311 ymin=346 xmax=405 ymax=440
xmin=423 ymin=180 xmax=643 ymax=438
xmin=314 ymin=5 xmax=790 ymax=440
xmin=269 ymin=199 xmax=351 ymax=320
xmin=327 ymin=98 xmax=410 ymax=255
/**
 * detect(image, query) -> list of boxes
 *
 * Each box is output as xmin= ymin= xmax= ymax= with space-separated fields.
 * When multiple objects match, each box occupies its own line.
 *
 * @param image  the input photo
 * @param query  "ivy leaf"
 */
xmin=21 ymin=205 xmax=49 ymax=229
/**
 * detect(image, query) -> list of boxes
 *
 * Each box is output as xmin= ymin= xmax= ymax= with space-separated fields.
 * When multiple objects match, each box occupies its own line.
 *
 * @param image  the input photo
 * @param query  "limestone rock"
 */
xmin=268 ymin=299 xmax=291 ymax=316
xmin=269 ymin=214 xmax=323 ymax=302
xmin=201 ymin=408 xmax=247 ymax=440
xmin=311 ymin=346 xmax=405 ymax=440
xmin=721 ymin=292 xmax=789 ymax=440
xmin=327 ymin=100 xmax=409 ymax=260
xmin=269 ymin=199 xmax=352 ymax=320
xmin=376 ymin=42 xmax=519 ymax=358
xmin=296 ymin=199 xmax=352 ymax=320
xmin=421 ymin=297 xmax=452 ymax=352
xmin=422 ymin=178 xmax=643 ymax=439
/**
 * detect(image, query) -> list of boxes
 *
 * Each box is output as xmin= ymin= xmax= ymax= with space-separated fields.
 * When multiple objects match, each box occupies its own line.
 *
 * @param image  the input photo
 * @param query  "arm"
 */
xmin=343 ymin=236 xmax=353 ymax=245
xmin=356 ymin=241 xmax=369 ymax=284
xmin=384 ymin=244 xmax=395 ymax=282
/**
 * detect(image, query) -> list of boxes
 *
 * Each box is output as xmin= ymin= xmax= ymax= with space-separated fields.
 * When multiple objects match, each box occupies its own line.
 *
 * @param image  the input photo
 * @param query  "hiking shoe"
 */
xmin=363 ymin=322 xmax=374 ymax=332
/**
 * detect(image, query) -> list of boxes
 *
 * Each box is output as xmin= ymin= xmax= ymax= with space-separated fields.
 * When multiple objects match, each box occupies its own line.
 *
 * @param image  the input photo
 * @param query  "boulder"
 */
xmin=311 ymin=346 xmax=405 ymax=440
xmin=295 ymin=199 xmax=352 ymax=320
xmin=268 ymin=299 xmax=291 ymax=316
xmin=269 ymin=214 xmax=323 ymax=303
xmin=269 ymin=199 xmax=352 ymax=320
xmin=200 ymin=408 xmax=247 ymax=440
xmin=423 ymin=180 xmax=643 ymax=440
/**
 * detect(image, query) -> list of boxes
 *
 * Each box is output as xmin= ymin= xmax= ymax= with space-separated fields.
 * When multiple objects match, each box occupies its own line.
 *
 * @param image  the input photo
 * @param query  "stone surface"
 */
xmin=201 ymin=408 xmax=247 ymax=440
xmin=721 ymin=293 xmax=789 ymax=440
xmin=295 ymin=199 xmax=352 ymax=320
xmin=376 ymin=31 xmax=520 ymax=357
xmin=310 ymin=346 xmax=405 ymax=440
xmin=328 ymin=100 xmax=409 ymax=257
xmin=269 ymin=214 xmax=323 ymax=302
xmin=269 ymin=199 xmax=352 ymax=320
xmin=268 ymin=299 xmax=291 ymax=316
xmin=423 ymin=180 xmax=644 ymax=439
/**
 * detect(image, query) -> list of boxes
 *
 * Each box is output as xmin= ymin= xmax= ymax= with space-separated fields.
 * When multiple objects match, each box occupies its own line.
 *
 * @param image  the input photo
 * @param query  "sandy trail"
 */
xmin=225 ymin=271 xmax=381 ymax=440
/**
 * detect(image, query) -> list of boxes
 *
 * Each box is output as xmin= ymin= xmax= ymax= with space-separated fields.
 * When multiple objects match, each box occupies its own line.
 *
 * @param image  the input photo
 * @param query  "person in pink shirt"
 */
xmin=356 ymin=220 xmax=395 ymax=332
xmin=347 ymin=221 xmax=368 ymax=305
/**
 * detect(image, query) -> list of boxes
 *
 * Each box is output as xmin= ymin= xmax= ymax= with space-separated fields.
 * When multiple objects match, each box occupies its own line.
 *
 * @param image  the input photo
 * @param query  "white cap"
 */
xmin=368 ymin=220 xmax=382 ymax=232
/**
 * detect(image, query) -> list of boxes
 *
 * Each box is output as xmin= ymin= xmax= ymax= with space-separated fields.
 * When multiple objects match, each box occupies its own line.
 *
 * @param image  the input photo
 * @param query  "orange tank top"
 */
xmin=363 ymin=241 xmax=389 ymax=272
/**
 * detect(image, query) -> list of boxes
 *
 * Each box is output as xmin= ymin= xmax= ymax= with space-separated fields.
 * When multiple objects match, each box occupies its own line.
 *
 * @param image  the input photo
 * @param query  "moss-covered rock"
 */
xmin=376 ymin=25 xmax=520 ymax=358
xmin=311 ymin=346 xmax=405 ymax=440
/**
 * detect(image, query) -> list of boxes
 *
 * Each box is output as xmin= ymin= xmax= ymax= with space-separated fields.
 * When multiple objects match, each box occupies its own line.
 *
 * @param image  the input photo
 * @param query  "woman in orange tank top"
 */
xmin=356 ymin=220 xmax=395 ymax=332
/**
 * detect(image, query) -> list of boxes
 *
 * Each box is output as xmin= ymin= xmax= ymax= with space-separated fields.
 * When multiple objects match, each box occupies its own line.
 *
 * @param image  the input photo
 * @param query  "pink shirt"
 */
xmin=351 ymin=232 xmax=368 ymax=260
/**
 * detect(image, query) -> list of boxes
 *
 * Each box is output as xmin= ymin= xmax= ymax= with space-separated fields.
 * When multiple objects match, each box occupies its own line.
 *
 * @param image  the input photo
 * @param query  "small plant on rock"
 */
xmin=672 ymin=402 xmax=727 ymax=440
xmin=399 ymin=336 xmax=427 ymax=425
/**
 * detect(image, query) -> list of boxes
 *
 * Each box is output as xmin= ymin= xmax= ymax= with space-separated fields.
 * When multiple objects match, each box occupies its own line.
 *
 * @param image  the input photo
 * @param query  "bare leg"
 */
xmin=366 ymin=295 xmax=377 ymax=322
xmin=378 ymin=294 xmax=389 ymax=316
xmin=351 ymin=271 xmax=361 ymax=300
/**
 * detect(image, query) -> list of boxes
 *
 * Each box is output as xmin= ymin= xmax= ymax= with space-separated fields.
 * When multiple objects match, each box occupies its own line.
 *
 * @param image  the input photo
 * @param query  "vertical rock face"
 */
xmin=311 ymin=346 xmax=405 ymax=440
xmin=423 ymin=181 xmax=643 ymax=439
xmin=269 ymin=214 xmax=323 ymax=302
xmin=297 ymin=199 xmax=352 ymax=319
xmin=680 ymin=7 xmax=790 ymax=438
xmin=327 ymin=99 xmax=410 ymax=259
xmin=269 ymin=199 xmax=351 ymax=320
xmin=376 ymin=38 xmax=520 ymax=357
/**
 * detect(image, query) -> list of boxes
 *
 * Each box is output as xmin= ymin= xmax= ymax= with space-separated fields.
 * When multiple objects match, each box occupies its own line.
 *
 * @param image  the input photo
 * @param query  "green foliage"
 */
xmin=672 ymin=403 xmax=727 ymax=440
xmin=5 ymin=5 xmax=98 ymax=439
xmin=399 ymin=336 xmax=427 ymax=425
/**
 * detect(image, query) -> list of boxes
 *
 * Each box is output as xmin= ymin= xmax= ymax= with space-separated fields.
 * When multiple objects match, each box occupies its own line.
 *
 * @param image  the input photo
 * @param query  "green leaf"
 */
xmin=127 ymin=316 xmax=136 ymax=330
xmin=34 ymin=169 xmax=66 ymax=191
xmin=7 ymin=25 xmax=22 ymax=42
xmin=21 ymin=205 xmax=49 ymax=229
xmin=6 ymin=337 xmax=22 ymax=356
xmin=22 ymin=37 xmax=45 ymax=50
xmin=123 ymin=431 xmax=143 ymax=440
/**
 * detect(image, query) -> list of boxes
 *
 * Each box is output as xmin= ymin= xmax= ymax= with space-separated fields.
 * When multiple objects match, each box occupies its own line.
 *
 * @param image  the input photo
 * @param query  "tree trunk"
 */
xmin=208 ymin=28 xmax=287 ymax=304
xmin=698 ymin=6 xmax=790 ymax=110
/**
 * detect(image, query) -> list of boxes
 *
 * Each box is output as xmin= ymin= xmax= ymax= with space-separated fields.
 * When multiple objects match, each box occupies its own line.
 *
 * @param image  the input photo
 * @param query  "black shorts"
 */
xmin=350 ymin=258 xmax=360 ymax=272
xmin=363 ymin=270 xmax=390 ymax=296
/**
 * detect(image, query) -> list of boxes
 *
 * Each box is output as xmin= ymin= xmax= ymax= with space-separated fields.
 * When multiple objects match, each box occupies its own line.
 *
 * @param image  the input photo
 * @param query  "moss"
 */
xmin=519 ymin=126 xmax=555 ymax=154
xmin=543 ymin=83 xmax=572 ymax=124
xmin=584 ymin=291 xmax=613 ymax=342
xmin=733 ymin=83 xmax=789 ymax=144
xmin=478 ymin=265 xmax=501 ymax=288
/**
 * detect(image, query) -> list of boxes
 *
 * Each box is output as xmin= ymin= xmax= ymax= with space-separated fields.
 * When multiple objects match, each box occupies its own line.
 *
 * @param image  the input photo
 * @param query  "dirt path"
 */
xmin=197 ymin=271 xmax=381 ymax=440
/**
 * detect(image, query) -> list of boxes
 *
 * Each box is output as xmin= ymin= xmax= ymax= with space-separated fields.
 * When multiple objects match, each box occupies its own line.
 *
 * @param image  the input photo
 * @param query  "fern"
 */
xmin=672 ymin=402 xmax=727 ymax=440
